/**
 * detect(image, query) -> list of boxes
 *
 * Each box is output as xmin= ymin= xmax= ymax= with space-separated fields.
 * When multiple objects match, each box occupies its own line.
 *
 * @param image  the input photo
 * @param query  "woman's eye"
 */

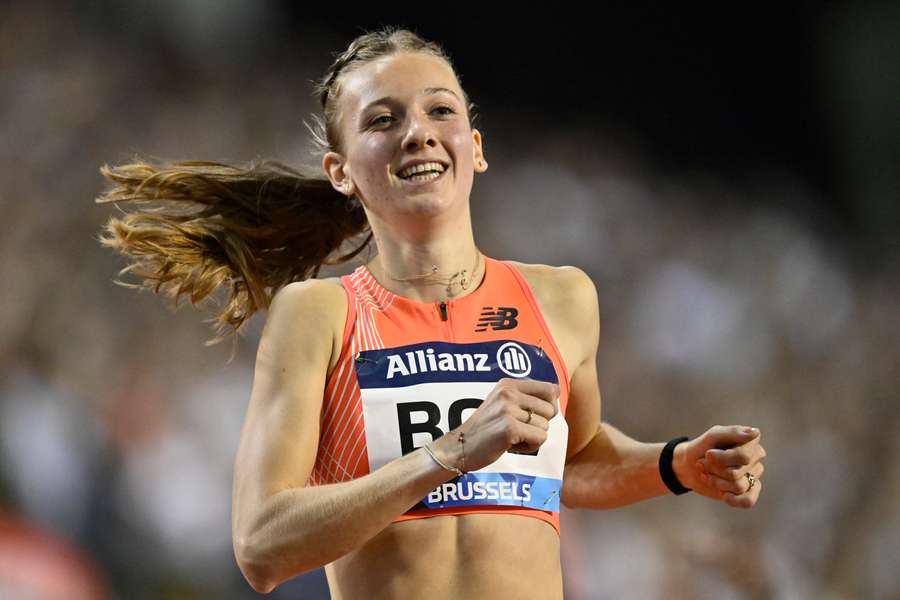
xmin=371 ymin=115 xmax=394 ymax=126
xmin=369 ymin=106 xmax=454 ymax=128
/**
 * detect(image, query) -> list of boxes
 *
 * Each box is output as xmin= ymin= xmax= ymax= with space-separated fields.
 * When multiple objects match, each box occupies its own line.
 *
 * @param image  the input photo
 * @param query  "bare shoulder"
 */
xmin=504 ymin=260 xmax=600 ymax=368
xmin=504 ymin=260 xmax=596 ymax=305
xmin=268 ymin=276 xmax=345 ymax=319
xmin=264 ymin=276 xmax=348 ymax=377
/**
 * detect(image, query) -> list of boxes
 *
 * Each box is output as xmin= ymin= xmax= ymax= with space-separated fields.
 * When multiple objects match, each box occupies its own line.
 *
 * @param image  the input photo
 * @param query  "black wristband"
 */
xmin=659 ymin=436 xmax=692 ymax=495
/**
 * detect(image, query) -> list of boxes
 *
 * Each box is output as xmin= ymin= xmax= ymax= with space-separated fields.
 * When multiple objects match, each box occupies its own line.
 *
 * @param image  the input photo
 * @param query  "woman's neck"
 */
xmin=365 ymin=235 xmax=485 ymax=304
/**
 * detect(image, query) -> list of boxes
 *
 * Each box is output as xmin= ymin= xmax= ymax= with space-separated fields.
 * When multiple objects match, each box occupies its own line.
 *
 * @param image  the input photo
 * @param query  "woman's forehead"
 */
xmin=340 ymin=53 xmax=461 ymax=113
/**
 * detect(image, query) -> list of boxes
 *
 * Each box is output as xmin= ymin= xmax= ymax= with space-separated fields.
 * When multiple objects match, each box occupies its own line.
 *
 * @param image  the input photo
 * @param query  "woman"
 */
xmin=96 ymin=26 xmax=766 ymax=599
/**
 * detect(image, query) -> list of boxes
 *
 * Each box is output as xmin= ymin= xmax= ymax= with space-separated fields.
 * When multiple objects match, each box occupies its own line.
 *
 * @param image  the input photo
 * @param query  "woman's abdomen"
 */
xmin=324 ymin=513 xmax=562 ymax=600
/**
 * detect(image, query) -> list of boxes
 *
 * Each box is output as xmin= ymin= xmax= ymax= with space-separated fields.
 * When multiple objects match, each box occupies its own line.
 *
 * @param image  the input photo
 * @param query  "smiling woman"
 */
xmin=320 ymin=50 xmax=487 ymax=243
xmin=95 ymin=24 xmax=766 ymax=599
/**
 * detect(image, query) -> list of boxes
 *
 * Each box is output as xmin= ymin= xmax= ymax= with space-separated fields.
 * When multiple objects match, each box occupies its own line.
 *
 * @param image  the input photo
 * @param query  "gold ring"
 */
xmin=745 ymin=472 xmax=757 ymax=491
xmin=525 ymin=407 xmax=533 ymax=425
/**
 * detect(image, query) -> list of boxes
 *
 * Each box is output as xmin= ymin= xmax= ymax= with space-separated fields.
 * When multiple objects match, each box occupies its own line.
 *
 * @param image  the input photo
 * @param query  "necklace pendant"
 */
xmin=431 ymin=265 xmax=439 ymax=273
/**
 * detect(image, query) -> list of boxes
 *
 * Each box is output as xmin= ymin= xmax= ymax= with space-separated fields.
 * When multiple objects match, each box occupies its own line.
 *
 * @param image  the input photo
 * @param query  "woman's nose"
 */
xmin=401 ymin=113 xmax=437 ymax=150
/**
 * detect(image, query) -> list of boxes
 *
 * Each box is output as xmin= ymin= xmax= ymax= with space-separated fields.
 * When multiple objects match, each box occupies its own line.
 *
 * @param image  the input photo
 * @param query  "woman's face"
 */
xmin=323 ymin=51 xmax=487 ymax=224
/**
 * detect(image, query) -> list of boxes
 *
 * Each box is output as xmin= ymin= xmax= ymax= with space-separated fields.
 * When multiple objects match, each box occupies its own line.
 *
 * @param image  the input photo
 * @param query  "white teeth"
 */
xmin=405 ymin=171 xmax=441 ymax=182
xmin=398 ymin=162 xmax=445 ymax=178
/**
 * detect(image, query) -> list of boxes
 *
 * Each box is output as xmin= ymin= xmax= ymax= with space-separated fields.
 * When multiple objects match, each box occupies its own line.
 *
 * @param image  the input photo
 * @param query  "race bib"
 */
xmin=355 ymin=339 xmax=567 ymax=512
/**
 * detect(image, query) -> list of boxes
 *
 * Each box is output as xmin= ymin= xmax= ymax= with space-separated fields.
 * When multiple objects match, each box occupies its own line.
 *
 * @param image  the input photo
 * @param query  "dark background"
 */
xmin=80 ymin=2 xmax=900 ymax=252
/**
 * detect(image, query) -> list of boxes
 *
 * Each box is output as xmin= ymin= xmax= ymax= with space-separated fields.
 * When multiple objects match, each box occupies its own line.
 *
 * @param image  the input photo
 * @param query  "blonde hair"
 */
xmin=95 ymin=26 xmax=476 ymax=360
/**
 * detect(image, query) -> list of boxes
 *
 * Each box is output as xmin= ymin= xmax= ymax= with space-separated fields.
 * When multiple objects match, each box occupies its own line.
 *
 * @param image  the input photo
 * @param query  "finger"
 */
xmin=699 ymin=454 xmax=737 ymax=479
xmin=512 ymin=377 xmax=560 ymax=400
xmin=511 ymin=378 xmax=560 ymax=412
xmin=706 ymin=441 xmax=759 ymax=469
xmin=519 ymin=406 xmax=551 ymax=431
xmin=700 ymin=469 xmax=739 ymax=493
xmin=706 ymin=472 xmax=744 ymax=494
xmin=518 ymin=396 xmax=556 ymax=422
xmin=706 ymin=463 xmax=758 ymax=481
xmin=697 ymin=456 xmax=746 ymax=480
xmin=723 ymin=478 xmax=762 ymax=509
xmin=706 ymin=425 xmax=761 ymax=454
xmin=510 ymin=418 xmax=549 ymax=453
xmin=703 ymin=456 xmax=766 ymax=491
xmin=697 ymin=454 xmax=761 ymax=479
xmin=707 ymin=462 xmax=765 ymax=495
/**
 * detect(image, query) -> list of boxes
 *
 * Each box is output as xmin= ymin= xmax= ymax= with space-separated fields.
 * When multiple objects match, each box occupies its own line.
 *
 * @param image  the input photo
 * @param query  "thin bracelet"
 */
xmin=423 ymin=443 xmax=464 ymax=477
xmin=457 ymin=431 xmax=467 ymax=474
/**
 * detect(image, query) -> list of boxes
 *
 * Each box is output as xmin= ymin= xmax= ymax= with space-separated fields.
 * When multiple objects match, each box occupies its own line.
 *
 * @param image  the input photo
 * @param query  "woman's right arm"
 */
xmin=231 ymin=279 xmax=457 ymax=594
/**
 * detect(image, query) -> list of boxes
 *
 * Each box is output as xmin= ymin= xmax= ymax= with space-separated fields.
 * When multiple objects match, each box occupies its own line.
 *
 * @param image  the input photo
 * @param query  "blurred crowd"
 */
xmin=1 ymin=2 xmax=897 ymax=599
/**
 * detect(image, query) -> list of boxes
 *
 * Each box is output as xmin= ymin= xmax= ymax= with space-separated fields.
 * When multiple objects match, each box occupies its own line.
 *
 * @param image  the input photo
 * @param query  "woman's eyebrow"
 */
xmin=360 ymin=87 xmax=460 ymax=115
xmin=423 ymin=87 xmax=460 ymax=100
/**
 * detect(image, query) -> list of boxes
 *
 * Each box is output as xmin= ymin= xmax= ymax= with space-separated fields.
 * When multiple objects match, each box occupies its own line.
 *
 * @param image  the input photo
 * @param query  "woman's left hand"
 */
xmin=673 ymin=425 xmax=766 ymax=508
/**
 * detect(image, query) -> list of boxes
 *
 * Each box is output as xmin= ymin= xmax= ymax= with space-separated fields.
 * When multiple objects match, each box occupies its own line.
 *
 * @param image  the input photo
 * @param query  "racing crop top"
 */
xmin=307 ymin=254 xmax=571 ymax=535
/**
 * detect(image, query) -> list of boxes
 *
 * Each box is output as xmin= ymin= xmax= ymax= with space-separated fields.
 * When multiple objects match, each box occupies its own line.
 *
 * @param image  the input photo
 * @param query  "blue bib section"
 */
xmin=423 ymin=472 xmax=561 ymax=512
xmin=355 ymin=339 xmax=560 ymax=389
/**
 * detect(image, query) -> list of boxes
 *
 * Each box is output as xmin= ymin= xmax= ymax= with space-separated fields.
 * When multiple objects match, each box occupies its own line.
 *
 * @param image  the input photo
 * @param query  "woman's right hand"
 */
xmin=432 ymin=377 xmax=560 ymax=473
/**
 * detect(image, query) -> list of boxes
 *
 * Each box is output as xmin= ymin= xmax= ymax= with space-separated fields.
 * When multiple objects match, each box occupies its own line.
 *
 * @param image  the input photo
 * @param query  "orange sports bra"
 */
xmin=307 ymin=255 xmax=571 ymax=535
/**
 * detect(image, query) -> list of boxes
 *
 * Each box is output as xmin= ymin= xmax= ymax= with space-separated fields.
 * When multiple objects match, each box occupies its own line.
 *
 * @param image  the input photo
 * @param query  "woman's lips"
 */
xmin=396 ymin=167 xmax=448 ymax=187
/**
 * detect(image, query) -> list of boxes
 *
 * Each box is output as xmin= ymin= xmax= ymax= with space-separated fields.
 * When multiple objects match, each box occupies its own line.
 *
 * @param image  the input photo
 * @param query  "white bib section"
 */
xmin=363 ymin=380 xmax=567 ymax=476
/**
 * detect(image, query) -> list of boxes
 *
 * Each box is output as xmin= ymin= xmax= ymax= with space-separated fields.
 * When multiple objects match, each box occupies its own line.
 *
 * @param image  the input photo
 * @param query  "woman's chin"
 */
xmin=401 ymin=195 xmax=456 ymax=215
xmin=380 ymin=192 xmax=463 ymax=221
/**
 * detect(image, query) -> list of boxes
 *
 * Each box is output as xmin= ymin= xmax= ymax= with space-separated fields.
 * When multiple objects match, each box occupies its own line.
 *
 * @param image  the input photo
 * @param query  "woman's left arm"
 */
xmin=562 ymin=421 xmax=766 ymax=509
xmin=555 ymin=267 xmax=766 ymax=510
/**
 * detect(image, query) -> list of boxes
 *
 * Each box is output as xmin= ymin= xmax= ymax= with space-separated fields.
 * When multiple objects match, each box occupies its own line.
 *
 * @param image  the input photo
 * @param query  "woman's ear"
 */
xmin=472 ymin=129 xmax=488 ymax=173
xmin=323 ymin=152 xmax=355 ymax=197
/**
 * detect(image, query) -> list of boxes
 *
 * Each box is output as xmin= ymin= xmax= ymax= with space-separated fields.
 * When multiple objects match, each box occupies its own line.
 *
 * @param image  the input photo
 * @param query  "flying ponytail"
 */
xmin=94 ymin=26 xmax=473 ymax=359
xmin=95 ymin=158 xmax=370 ymax=358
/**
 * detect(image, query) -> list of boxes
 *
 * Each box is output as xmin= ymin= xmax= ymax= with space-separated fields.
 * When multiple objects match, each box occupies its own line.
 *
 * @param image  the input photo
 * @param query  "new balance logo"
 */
xmin=475 ymin=306 xmax=519 ymax=332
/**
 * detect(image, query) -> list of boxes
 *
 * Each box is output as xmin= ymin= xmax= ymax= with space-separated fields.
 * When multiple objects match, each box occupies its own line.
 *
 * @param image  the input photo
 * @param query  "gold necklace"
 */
xmin=380 ymin=249 xmax=482 ymax=297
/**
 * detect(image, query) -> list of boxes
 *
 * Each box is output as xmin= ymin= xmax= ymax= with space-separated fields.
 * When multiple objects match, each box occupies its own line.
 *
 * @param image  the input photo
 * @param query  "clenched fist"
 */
xmin=672 ymin=425 xmax=766 ymax=509
xmin=431 ymin=377 xmax=560 ymax=474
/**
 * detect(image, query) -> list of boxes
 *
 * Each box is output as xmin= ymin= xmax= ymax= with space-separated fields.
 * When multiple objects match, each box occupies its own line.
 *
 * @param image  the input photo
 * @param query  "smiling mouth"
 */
xmin=396 ymin=168 xmax=448 ymax=185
